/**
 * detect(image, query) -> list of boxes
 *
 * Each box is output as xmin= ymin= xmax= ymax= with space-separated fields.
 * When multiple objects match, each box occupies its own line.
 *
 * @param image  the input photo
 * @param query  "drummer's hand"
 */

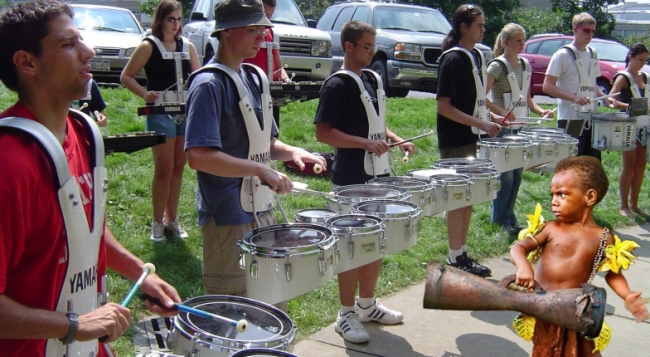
xmin=515 ymin=266 xmax=535 ymax=290
xmin=603 ymin=96 xmax=617 ymax=108
xmin=290 ymin=148 xmax=327 ymax=172
xmin=140 ymin=273 xmax=182 ymax=317
xmin=573 ymin=95 xmax=590 ymax=106
xmin=95 ymin=111 xmax=108 ymax=127
xmin=76 ymin=303 xmax=131 ymax=343
xmin=624 ymin=291 xmax=650 ymax=322
xmin=541 ymin=109 xmax=555 ymax=119
xmin=260 ymin=167 xmax=293 ymax=194
xmin=363 ymin=139 xmax=391 ymax=157
xmin=398 ymin=141 xmax=416 ymax=156
xmin=142 ymin=90 xmax=159 ymax=103
xmin=480 ymin=121 xmax=501 ymax=138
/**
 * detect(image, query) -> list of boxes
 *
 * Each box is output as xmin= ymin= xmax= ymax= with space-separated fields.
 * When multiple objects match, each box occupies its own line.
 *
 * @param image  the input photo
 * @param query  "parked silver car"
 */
xmin=71 ymin=4 xmax=146 ymax=83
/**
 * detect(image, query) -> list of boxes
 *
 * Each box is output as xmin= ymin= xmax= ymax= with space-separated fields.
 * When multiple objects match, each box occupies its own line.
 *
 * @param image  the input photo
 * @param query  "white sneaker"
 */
xmin=150 ymin=221 xmax=165 ymax=244
xmin=334 ymin=311 xmax=369 ymax=344
xmin=356 ymin=299 xmax=403 ymax=325
xmin=165 ymin=218 xmax=188 ymax=239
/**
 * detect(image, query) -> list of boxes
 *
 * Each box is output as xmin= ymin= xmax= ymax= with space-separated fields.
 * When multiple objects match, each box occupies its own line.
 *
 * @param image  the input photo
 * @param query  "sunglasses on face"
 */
xmin=576 ymin=27 xmax=595 ymax=35
xmin=165 ymin=17 xmax=182 ymax=24
xmin=244 ymin=27 xmax=268 ymax=37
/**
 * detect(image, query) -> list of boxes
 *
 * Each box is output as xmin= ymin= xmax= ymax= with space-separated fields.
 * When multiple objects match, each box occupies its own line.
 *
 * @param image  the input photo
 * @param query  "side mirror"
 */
xmin=190 ymin=11 xmax=206 ymax=21
xmin=306 ymin=19 xmax=317 ymax=28
xmin=145 ymin=28 xmax=152 ymax=36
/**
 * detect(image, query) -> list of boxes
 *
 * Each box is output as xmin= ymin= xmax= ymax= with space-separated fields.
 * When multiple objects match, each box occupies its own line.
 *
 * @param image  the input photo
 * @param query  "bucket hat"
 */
xmin=211 ymin=0 xmax=273 ymax=37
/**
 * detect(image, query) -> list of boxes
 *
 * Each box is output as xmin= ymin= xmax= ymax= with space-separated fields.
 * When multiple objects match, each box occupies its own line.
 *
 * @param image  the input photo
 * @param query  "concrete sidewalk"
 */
xmin=294 ymin=224 xmax=650 ymax=357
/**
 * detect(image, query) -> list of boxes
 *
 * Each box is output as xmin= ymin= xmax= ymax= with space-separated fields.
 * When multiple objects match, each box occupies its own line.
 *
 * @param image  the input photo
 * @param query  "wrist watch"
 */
xmin=59 ymin=312 xmax=79 ymax=345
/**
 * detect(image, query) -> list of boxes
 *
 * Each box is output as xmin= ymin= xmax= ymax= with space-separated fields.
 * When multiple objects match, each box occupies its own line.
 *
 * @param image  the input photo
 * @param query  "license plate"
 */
xmin=90 ymin=59 xmax=110 ymax=71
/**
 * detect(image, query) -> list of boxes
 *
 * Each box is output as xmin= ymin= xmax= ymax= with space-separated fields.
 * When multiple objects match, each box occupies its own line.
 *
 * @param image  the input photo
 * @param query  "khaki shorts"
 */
xmin=439 ymin=142 xmax=477 ymax=159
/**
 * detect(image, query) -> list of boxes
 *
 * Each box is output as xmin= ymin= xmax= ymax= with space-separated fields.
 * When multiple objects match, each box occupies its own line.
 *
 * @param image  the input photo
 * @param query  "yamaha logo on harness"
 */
xmin=250 ymin=151 xmax=271 ymax=163
xmin=370 ymin=132 xmax=386 ymax=141
xmin=69 ymin=264 xmax=98 ymax=294
xmin=579 ymin=86 xmax=595 ymax=92
xmin=164 ymin=106 xmax=181 ymax=112
xmin=477 ymin=99 xmax=486 ymax=107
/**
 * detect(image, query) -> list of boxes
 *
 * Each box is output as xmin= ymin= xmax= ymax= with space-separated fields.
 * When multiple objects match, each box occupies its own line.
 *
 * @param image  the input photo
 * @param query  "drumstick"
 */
xmin=390 ymin=130 xmax=434 ymax=147
xmin=313 ymin=163 xmax=323 ymax=174
xmin=543 ymin=108 xmax=558 ymax=118
xmin=262 ymin=180 xmax=335 ymax=198
xmin=99 ymin=263 xmax=155 ymax=342
xmin=501 ymin=95 xmax=525 ymax=125
xmin=508 ymin=121 xmax=540 ymax=125
xmin=174 ymin=304 xmax=248 ymax=332
xmin=79 ymin=103 xmax=89 ymax=110
xmin=273 ymin=64 xmax=288 ymax=75
xmin=591 ymin=92 xmax=620 ymax=102
xmin=402 ymin=151 xmax=410 ymax=163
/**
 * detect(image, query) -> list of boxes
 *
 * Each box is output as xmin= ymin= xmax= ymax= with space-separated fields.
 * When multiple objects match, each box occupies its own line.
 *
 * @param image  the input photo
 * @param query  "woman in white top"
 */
xmin=610 ymin=43 xmax=650 ymax=218
xmin=485 ymin=23 xmax=554 ymax=234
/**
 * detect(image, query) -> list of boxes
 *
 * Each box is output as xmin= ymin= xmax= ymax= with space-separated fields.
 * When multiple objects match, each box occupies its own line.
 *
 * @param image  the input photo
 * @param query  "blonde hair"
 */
xmin=572 ymin=12 xmax=596 ymax=28
xmin=493 ymin=23 xmax=526 ymax=57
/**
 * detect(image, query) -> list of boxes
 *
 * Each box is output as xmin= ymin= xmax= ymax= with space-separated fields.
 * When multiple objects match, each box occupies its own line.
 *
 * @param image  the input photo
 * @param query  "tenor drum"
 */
xmin=476 ymin=137 xmax=532 ymax=173
xmin=368 ymin=176 xmax=435 ymax=216
xmin=635 ymin=115 xmax=650 ymax=145
xmin=591 ymin=113 xmax=636 ymax=151
xmin=431 ymin=158 xmax=495 ymax=170
xmin=293 ymin=209 xmax=337 ymax=226
xmin=428 ymin=173 xmax=473 ymax=213
xmin=238 ymin=224 xmax=337 ymax=305
xmin=454 ymin=167 xmax=501 ymax=206
xmin=169 ymin=295 xmax=296 ymax=356
xmin=326 ymin=214 xmax=385 ymax=274
xmin=351 ymin=200 xmax=421 ymax=255
xmin=327 ymin=184 xmax=410 ymax=214
xmin=231 ymin=349 xmax=299 ymax=357
xmin=519 ymin=127 xmax=565 ymax=137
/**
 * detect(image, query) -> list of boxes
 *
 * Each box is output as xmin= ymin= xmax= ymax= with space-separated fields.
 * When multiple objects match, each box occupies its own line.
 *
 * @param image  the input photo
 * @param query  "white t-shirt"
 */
xmin=546 ymin=46 xmax=601 ymax=119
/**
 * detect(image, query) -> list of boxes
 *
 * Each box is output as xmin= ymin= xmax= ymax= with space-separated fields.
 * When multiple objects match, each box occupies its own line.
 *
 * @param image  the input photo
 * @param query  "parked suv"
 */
xmin=520 ymin=34 xmax=650 ymax=96
xmin=317 ymin=1 xmax=493 ymax=97
xmin=183 ymin=0 xmax=333 ymax=81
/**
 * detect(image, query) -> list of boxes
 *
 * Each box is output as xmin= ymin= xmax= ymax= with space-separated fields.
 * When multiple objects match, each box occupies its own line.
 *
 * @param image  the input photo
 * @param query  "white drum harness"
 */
xmin=490 ymin=56 xmax=531 ymax=130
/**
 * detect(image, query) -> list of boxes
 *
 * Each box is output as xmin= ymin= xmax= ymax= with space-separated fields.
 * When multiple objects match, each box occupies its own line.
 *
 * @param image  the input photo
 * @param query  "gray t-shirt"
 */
xmin=487 ymin=59 xmax=525 ymax=110
xmin=185 ymin=60 xmax=278 ymax=226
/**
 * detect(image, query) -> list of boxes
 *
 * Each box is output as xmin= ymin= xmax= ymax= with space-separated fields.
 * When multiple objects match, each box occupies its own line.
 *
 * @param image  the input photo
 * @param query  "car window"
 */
xmin=72 ymin=7 xmax=142 ymax=34
xmin=332 ymin=6 xmax=354 ymax=31
xmin=352 ymin=6 xmax=369 ymax=23
xmin=589 ymin=41 xmax=628 ymax=62
xmin=537 ymin=39 xmax=564 ymax=56
xmin=272 ymin=0 xmax=306 ymax=26
xmin=374 ymin=6 xmax=450 ymax=34
xmin=525 ymin=41 xmax=541 ymax=54
xmin=317 ymin=7 xmax=339 ymax=31
xmin=197 ymin=0 xmax=211 ymax=20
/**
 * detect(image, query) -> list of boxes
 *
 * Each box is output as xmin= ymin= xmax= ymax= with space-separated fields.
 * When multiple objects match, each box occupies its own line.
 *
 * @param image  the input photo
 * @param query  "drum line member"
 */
xmin=610 ymin=43 xmax=650 ymax=218
xmin=510 ymin=156 xmax=649 ymax=356
xmin=243 ymin=0 xmax=290 ymax=129
xmin=72 ymin=79 xmax=108 ymax=127
xmin=0 ymin=2 xmax=181 ymax=356
xmin=436 ymin=4 xmax=501 ymax=277
xmin=184 ymin=0 xmax=325 ymax=305
xmin=486 ymin=23 xmax=554 ymax=235
xmin=542 ymin=12 xmax=616 ymax=161
xmin=314 ymin=20 xmax=415 ymax=344
xmin=121 ymin=0 xmax=200 ymax=244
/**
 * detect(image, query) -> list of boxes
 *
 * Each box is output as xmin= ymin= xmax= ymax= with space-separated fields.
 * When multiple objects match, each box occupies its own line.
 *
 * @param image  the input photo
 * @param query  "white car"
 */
xmin=71 ymin=4 xmax=146 ymax=83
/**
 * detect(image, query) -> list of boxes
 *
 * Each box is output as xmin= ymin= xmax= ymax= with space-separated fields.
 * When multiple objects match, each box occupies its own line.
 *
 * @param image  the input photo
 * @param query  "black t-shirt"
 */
xmin=613 ymin=72 xmax=647 ymax=105
xmin=143 ymin=37 xmax=192 ymax=93
xmin=79 ymin=80 xmax=106 ymax=119
xmin=314 ymin=72 xmax=386 ymax=185
xmin=436 ymin=49 xmax=482 ymax=149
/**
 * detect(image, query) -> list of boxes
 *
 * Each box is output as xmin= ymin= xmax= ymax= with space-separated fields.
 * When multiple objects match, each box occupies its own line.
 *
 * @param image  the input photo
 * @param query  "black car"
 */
xmin=317 ymin=1 xmax=493 ymax=97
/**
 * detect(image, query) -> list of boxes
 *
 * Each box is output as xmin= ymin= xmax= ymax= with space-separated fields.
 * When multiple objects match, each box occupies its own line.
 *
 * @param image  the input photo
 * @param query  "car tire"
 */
xmin=204 ymin=46 xmax=215 ymax=65
xmin=597 ymin=79 xmax=610 ymax=106
xmin=370 ymin=60 xmax=409 ymax=98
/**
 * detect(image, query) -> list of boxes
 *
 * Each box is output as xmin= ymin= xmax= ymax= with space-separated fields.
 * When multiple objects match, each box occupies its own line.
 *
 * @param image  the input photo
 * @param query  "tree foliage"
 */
xmin=509 ymin=7 xmax=567 ymax=38
xmin=551 ymin=0 xmax=620 ymax=39
xmin=295 ymin=0 xmax=333 ymax=21
xmin=140 ymin=0 xmax=195 ymax=19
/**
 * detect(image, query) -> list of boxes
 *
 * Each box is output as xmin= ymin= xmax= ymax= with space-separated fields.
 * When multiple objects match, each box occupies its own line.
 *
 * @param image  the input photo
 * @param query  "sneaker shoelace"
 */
xmin=373 ymin=301 xmax=400 ymax=318
xmin=342 ymin=312 xmax=365 ymax=332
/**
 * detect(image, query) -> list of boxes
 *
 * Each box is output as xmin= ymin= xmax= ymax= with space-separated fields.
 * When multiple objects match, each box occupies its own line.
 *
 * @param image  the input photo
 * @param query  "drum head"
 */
xmin=353 ymin=200 xmax=418 ymax=218
xmin=325 ymin=214 xmax=384 ymax=235
xmin=176 ymin=295 xmax=294 ymax=345
xmin=431 ymin=158 xmax=494 ymax=170
xmin=231 ymin=349 xmax=299 ymax=357
xmin=369 ymin=176 xmax=430 ymax=189
xmin=336 ymin=186 xmax=402 ymax=199
xmin=240 ymin=224 xmax=332 ymax=254
xmin=295 ymin=209 xmax=337 ymax=223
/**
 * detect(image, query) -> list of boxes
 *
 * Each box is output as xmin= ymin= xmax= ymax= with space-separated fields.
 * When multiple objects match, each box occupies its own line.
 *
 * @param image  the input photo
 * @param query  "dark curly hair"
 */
xmin=555 ymin=156 xmax=609 ymax=204
xmin=0 ymin=0 xmax=73 ymax=91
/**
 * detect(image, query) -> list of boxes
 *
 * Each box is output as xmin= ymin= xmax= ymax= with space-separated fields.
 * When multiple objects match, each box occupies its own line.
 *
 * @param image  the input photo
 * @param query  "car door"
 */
xmin=183 ymin=0 xmax=214 ymax=60
xmin=327 ymin=6 xmax=355 ymax=72
xmin=526 ymin=39 xmax=565 ymax=95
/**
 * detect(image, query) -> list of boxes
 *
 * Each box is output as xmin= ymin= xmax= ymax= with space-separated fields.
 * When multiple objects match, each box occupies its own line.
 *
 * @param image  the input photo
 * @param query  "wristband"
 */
xmin=59 ymin=312 xmax=79 ymax=345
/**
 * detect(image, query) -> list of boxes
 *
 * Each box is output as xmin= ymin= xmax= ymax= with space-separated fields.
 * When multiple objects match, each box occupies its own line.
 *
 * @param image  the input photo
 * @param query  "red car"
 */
xmin=519 ymin=34 xmax=650 ymax=96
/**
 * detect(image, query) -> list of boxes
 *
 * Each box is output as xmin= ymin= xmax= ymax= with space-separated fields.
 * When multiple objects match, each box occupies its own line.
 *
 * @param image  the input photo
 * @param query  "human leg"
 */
xmin=491 ymin=169 xmax=514 ymax=226
xmin=507 ymin=167 xmax=523 ymax=227
xmin=620 ymin=148 xmax=636 ymax=217
xmin=335 ymin=268 xmax=370 ymax=343
xmin=355 ymin=260 xmax=403 ymax=324
xmin=164 ymin=131 xmax=188 ymax=239
xmin=630 ymin=144 xmax=648 ymax=215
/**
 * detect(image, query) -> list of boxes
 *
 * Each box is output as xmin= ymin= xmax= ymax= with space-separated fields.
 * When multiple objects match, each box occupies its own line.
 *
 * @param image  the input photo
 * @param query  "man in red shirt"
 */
xmin=0 ymin=2 xmax=181 ymax=356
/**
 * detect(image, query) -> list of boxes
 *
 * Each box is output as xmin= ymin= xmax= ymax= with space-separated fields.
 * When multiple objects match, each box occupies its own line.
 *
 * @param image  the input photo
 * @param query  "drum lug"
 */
xmin=347 ymin=236 xmax=355 ymax=259
xmin=333 ymin=242 xmax=340 ymax=265
xmin=250 ymin=260 xmax=258 ymax=279
xmin=504 ymin=146 xmax=510 ymax=162
xmin=191 ymin=333 xmax=201 ymax=357
xmin=165 ymin=325 xmax=176 ymax=350
xmin=284 ymin=261 xmax=293 ymax=282
xmin=486 ymin=180 xmax=491 ymax=195
xmin=595 ymin=136 xmax=607 ymax=150
xmin=466 ymin=184 xmax=472 ymax=202
xmin=239 ymin=252 xmax=245 ymax=270
xmin=554 ymin=143 xmax=560 ymax=157
xmin=484 ymin=147 xmax=490 ymax=160
xmin=379 ymin=230 xmax=387 ymax=254
xmin=443 ymin=184 xmax=448 ymax=204
xmin=537 ymin=144 xmax=542 ymax=158
xmin=318 ymin=249 xmax=326 ymax=276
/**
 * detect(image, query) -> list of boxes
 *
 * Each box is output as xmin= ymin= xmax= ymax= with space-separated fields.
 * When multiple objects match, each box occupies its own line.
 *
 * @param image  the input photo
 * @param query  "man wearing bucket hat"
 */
xmin=184 ymin=0 xmax=326 ymax=306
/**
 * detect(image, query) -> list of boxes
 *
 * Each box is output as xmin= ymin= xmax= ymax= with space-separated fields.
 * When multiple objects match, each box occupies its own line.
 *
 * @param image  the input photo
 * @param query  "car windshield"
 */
xmin=374 ymin=6 xmax=451 ymax=34
xmin=589 ymin=41 xmax=628 ymax=62
xmin=270 ymin=0 xmax=306 ymax=26
xmin=72 ymin=7 xmax=142 ymax=34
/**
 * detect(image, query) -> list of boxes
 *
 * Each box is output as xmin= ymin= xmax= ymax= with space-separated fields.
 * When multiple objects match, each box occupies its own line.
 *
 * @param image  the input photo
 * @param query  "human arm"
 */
xmin=543 ymin=74 xmax=590 ymax=106
xmin=386 ymin=127 xmax=415 ymax=155
xmin=188 ymin=43 xmax=201 ymax=72
xmin=274 ymin=49 xmax=290 ymax=82
xmin=605 ymin=272 xmax=649 ymax=322
xmin=94 ymin=110 xmax=107 ymax=127
xmin=315 ymin=122 xmax=390 ymax=156
xmin=120 ymin=41 xmax=159 ymax=103
xmin=437 ymin=96 xmax=501 ymax=137
xmin=527 ymin=92 xmax=554 ymax=118
xmin=270 ymin=138 xmax=328 ymax=171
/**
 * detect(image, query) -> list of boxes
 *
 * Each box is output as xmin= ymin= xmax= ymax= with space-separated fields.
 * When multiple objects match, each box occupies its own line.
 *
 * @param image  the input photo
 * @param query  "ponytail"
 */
xmin=493 ymin=33 xmax=504 ymax=57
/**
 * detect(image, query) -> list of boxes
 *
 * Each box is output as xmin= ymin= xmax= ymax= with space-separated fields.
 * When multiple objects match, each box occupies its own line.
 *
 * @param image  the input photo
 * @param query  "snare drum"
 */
xmin=326 ymin=214 xmax=385 ymax=274
xmin=476 ymin=137 xmax=532 ymax=173
xmin=368 ymin=176 xmax=435 ymax=216
xmin=635 ymin=115 xmax=650 ymax=145
xmin=169 ymin=295 xmax=296 ymax=356
xmin=431 ymin=158 xmax=495 ymax=170
xmin=351 ymin=200 xmax=421 ymax=255
xmin=293 ymin=209 xmax=337 ymax=226
xmin=519 ymin=127 xmax=566 ymax=137
xmin=231 ymin=349 xmax=299 ymax=357
xmin=521 ymin=135 xmax=560 ymax=170
xmin=454 ymin=167 xmax=501 ymax=206
xmin=327 ymin=184 xmax=410 ymax=214
xmin=536 ymin=135 xmax=580 ymax=173
xmin=427 ymin=173 xmax=473 ymax=213
xmin=238 ymin=224 xmax=337 ymax=305
xmin=591 ymin=113 xmax=636 ymax=151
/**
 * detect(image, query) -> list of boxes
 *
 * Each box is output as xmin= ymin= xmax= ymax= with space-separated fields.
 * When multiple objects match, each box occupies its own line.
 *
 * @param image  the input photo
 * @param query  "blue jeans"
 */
xmin=491 ymin=130 xmax=523 ymax=225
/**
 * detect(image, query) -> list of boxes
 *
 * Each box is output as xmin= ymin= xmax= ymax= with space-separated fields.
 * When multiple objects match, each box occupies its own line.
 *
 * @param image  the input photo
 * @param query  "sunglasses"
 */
xmin=576 ymin=27 xmax=595 ymax=35
xmin=165 ymin=17 xmax=182 ymax=24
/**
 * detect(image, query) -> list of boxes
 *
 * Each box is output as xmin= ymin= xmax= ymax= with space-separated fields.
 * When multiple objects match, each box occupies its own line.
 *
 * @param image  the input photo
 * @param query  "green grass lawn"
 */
xmin=1 ymin=85 xmax=647 ymax=355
